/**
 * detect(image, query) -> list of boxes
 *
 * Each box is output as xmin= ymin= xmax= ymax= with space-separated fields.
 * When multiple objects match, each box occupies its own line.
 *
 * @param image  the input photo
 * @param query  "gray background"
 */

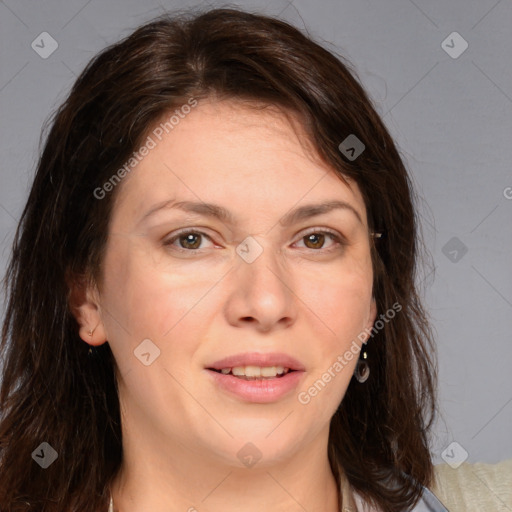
xmin=1 ymin=0 xmax=511 ymax=465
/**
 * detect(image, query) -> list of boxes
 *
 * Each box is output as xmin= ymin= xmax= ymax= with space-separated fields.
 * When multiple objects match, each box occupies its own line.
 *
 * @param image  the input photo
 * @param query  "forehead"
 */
xmin=110 ymin=99 xmax=367 ymax=227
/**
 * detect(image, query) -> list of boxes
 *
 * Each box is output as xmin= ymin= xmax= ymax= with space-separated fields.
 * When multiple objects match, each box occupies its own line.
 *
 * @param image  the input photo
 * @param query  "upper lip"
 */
xmin=206 ymin=352 xmax=305 ymax=371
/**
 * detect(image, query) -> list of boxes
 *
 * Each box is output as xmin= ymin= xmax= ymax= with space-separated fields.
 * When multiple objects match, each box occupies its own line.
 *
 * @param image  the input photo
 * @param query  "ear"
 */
xmin=67 ymin=272 xmax=108 ymax=347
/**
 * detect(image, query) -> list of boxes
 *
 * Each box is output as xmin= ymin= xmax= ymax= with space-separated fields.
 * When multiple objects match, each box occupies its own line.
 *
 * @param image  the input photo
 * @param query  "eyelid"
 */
xmin=296 ymin=226 xmax=346 ymax=242
xmin=162 ymin=227 xmax=216 ymax=251
xmin=292 ymin=226 xmax=347 ymax=251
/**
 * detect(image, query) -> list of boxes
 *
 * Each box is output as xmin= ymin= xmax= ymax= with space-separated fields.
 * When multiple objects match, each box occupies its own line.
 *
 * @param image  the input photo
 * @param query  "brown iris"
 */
xmin=303 ymin=233 xmax=326 ymax=250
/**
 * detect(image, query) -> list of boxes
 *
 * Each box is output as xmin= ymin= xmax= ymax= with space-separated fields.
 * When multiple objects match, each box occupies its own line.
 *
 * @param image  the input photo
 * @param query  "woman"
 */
xmin=0 ymin=7 xmax=448 ymax=512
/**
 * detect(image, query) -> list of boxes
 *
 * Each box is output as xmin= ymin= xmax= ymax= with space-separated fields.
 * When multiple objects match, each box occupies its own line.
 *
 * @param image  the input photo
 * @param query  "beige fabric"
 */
xmin=431 ymin=458 xmax=512 ymax=512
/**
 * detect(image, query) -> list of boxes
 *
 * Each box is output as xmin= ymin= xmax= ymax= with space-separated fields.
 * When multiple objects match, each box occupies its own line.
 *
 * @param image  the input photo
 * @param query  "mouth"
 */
xmin=204 ymin=353 xmax=305 ymax=403
xmin=207 ymin=366 xmax=297 ymax=380
xmin=206 ymin=351 xmax=305 ymax=374
xmin=206 ymin=367 xmax=304 ymax=403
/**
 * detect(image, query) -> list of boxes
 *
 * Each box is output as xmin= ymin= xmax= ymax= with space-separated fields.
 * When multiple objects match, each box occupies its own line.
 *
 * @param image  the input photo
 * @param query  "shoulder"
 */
xmin=350 ymin=458 xmax=512 ymax=511
xmin=430 ymin=458 xmax=512 ymax=512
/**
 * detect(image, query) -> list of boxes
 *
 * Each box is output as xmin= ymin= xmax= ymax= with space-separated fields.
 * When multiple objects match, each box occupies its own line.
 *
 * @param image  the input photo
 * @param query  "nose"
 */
xmin=223 ymin=242 xmax=297 ymax=332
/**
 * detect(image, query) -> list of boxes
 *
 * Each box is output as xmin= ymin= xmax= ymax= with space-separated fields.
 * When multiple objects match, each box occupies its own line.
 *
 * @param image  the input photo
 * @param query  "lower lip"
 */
xmin=206 ymin=369 xmax=305 ymax=403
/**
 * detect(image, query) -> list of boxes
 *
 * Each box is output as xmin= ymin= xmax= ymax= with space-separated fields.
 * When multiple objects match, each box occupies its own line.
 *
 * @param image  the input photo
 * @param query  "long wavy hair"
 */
xmin=0 ymin=7 xmax=437 ymax=512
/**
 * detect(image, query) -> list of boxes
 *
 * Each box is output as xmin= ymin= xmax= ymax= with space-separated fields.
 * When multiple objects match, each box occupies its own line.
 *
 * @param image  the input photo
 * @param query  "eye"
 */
xmin=163 ymin=230 xmax=214 ymax=252
xmin=162 ymin=227 xmax=346 ymax=255
xmin=294 ymin=228 xmax=345 ymax=252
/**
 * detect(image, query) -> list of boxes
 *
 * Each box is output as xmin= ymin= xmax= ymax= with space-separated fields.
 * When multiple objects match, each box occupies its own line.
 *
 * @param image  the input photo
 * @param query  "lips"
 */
xmin=206 ymin=352 xmax=306 ymax=372
xmin=205 ymin=352 xmax=306 ymax=402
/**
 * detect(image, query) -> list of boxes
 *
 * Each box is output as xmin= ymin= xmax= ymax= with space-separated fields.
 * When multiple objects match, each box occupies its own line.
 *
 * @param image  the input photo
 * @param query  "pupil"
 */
xmin=306 ymin=233 xmax=324 ymax=249
xmin=181 ymin=233 xmax=200 ymax=249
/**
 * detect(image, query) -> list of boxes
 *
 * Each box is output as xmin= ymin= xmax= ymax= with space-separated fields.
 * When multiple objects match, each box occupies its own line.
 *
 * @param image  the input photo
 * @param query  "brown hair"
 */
xmin=0 ymin=6 xmax=437 ymax=511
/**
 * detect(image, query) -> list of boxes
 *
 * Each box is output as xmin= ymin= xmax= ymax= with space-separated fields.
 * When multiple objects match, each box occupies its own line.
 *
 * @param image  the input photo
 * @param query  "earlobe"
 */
xmin=67 ymin=272 xmax=108 ymax=347
xmin=78 ymin=321 xmax=108 ymax=347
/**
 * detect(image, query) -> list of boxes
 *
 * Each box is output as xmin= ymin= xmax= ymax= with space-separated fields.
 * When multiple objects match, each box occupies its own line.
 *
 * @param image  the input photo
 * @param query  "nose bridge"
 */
xmin=237 ymin=235 xmax=289 ymax=295
xmin=226 ymin=235 xmax=296 ymax=329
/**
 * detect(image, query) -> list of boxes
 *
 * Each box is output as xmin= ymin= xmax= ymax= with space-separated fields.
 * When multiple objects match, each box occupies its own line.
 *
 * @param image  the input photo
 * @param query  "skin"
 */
xmin=71 ymin=98 xmax=377 ymax=512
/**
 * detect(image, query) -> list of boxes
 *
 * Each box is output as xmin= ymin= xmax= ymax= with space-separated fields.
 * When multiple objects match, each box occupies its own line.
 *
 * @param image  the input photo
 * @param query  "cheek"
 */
xmin=295 ymin=265 xmax=372 ymax=411
xmin=99 ymin=235 xmax=218 ymax=359
xmin=305 ymin=264 xmax=373 ymax=340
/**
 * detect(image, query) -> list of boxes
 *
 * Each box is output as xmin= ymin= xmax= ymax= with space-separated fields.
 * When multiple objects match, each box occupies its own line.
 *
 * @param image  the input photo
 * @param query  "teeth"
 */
xmin=261 ymin=366 xmax=277 ymax=377
xmin=219 ymin=366 xmax=290 ymax=378
xmin=244 ymin=365 xmax=261 ymax=377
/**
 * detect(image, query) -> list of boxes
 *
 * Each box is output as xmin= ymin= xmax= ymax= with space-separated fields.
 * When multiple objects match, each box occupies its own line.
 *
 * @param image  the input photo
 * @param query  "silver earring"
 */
xmin=354 ymin=345 xmax=370 ymax=383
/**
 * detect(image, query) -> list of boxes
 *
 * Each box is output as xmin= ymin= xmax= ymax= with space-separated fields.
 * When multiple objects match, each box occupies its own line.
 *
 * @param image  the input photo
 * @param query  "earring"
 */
xmin=87 ymin=327 xmax=95 ymax=356
xmin=354 ymin=344 xmax=370 ymax=383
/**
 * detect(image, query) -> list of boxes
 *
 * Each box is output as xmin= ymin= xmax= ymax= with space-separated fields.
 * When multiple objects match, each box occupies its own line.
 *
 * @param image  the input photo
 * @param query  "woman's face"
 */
xmin=86 ymin=99 xmax=376 ymax=468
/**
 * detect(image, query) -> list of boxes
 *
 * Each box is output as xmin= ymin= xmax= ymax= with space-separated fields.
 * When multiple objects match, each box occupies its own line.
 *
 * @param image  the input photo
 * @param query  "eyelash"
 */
xmin=162 ymin=227 xmax=346 ymax=255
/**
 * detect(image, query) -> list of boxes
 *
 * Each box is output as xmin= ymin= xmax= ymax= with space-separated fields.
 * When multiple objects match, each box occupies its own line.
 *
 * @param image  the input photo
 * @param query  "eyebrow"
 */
xmin=139 ymin=199 xmax=363 ymax=227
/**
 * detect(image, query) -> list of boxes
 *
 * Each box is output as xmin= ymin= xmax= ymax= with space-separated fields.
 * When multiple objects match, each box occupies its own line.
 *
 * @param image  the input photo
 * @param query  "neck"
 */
xmin=110 ymin=428 xmax=341 ymax=512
